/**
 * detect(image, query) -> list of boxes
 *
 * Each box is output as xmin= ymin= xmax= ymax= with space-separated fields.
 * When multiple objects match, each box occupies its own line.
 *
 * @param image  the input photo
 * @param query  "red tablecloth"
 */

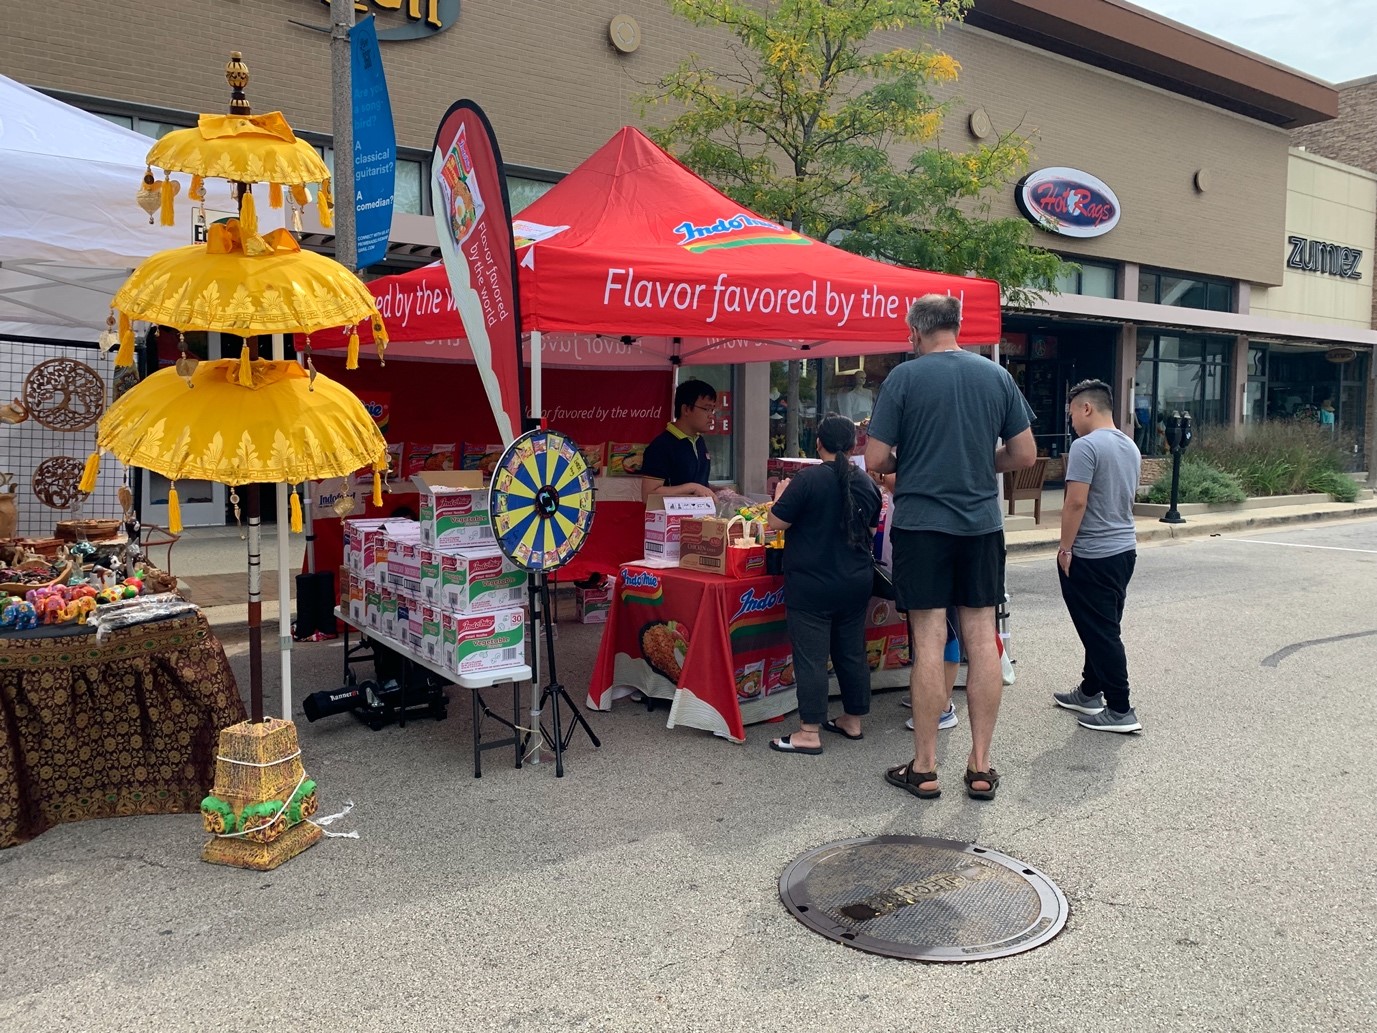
xmin=588 ymin=565 xmax=911 ymax=742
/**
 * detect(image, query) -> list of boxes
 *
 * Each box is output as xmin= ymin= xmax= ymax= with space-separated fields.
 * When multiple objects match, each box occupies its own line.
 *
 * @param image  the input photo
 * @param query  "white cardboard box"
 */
xmin=444 ymin=607 xmax=526 ymax=676
xmin=644 ymin=495 xmax=716 ymax=564
xmin=414 ymin=471 xmax=496 ymax=549
xmin=440 ymin=548 xmax=526 ymax=613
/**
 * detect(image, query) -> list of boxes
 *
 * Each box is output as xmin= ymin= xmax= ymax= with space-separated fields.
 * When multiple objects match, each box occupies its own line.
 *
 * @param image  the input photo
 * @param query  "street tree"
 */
xmin=645 ymin=0 xmax=1066 ymax=455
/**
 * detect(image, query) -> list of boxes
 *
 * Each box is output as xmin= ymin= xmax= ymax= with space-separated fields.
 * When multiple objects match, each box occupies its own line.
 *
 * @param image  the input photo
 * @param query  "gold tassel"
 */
xmin=160 ymin=176 xmax=176 ymax=226
xmin=168 ymin=484 xmax=183 ymax=534
xmin=291 ymin=184 xmax=310 ymax=208
xmin=290 ymin=489 xmax=303 ymax=533
xmin=115 ymin=313 xmax=135 ymax=368
xmin=318 ymin=180 xmax=334 ymax=229
xmin=346 ymin=330 xmax=360 ymax=370
xmin=372 ymin=470 xmax=383 ymax=508
xmin=240 ymin=190 xmax=258 ymax=236
xmin=78 ymin=452 xmax=100 ymax=494
xmin=373 ymin=314 xmax=388 ymax=366
xmin=189 ymin=175 xmax=205 ymax=202
xmin=269 ymin=182 xmax=284 ymax=209
xmin=238 ymin=343 xmax=253 ymax=386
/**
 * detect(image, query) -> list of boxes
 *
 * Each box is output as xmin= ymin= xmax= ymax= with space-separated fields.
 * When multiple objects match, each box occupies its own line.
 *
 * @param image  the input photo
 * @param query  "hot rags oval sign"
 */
xmin=1016 ymin=167 xmax=1120 ymax=238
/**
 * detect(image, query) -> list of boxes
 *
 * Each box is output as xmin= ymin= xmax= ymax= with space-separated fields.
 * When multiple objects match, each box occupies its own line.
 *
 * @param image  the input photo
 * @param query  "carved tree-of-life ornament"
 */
xmin=32 ymin=455 xmax=88 ymax=510
xmin=23 ymin=358 xmax=106 ymax=431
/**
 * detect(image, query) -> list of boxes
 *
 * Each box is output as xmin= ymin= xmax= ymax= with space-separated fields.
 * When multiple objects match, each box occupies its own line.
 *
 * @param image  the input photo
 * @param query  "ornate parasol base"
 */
xmin=199 ymin=718 xmax=322 ymax=871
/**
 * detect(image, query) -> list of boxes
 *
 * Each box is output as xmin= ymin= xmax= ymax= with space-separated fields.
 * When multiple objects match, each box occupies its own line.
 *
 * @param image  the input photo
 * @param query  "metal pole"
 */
xmin=330 ymin=0 xmax=357 ymax=272
xmin=272 ymin=333 xmax=293 ymax=720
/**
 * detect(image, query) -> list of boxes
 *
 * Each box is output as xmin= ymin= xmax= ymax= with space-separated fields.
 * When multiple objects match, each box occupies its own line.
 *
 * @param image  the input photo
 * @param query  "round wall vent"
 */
xmin=610 ymin=15 xmax=641 ymax=54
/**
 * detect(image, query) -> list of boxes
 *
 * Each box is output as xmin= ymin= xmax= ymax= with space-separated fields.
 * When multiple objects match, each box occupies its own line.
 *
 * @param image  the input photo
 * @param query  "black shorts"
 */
xmin=891 ymin=529 xmax=1005 ymax=611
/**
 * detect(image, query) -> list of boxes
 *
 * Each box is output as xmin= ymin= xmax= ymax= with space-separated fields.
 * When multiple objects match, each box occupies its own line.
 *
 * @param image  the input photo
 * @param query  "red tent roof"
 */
xmin=359 ymin=127 xmax=1001 ymax=366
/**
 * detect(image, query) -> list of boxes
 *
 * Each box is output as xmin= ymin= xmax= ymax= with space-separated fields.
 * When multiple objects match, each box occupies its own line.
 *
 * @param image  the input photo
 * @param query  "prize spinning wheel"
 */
xmin=488 ymin=428 xmax=596 ymax=573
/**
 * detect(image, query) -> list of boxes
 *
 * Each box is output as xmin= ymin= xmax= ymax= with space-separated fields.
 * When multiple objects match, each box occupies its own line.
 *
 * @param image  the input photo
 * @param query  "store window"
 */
xmin=507 ymin=176 xmax=556 ymax=213
xmin=769 ymin=355 xmax=908 ymax=459
xmin=1138 ymin=269 xmax=1233 ymax=312
xmin=683 ymin=364 xmax=736 ymax=484
xmin=1053 ymin=260 xmax=1118 ymax=298
xmin=1133 ymin=332 xmax=1232 ymax=455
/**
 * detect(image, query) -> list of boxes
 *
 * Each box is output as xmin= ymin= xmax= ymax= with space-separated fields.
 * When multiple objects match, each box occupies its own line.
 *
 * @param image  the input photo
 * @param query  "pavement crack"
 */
xmin=1007 ymin=777 xmax=1100 ymax=836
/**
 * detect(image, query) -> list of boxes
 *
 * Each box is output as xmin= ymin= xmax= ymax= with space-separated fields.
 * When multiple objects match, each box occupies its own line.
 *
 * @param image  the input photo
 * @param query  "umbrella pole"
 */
xmin=246 ymin=482 xmax=265 ymax=722
xmin=272 ymin=333 xmax=293 ymax=720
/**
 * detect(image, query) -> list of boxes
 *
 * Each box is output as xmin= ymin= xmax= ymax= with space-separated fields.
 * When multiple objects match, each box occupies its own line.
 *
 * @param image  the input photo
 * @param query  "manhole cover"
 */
xmin=780 ymin=835 xmax=1067 ymax=962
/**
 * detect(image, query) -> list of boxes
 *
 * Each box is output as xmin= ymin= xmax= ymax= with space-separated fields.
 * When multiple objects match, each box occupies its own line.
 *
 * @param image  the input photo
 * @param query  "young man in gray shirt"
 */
xmin=1054 ymin=379 xmax=1143 ymax=732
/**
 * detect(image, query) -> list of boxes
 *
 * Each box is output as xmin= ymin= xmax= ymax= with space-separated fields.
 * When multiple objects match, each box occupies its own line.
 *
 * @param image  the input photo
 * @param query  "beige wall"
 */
xmin=925 ymin=24 xmax=1291 ymax=287
xmin=4 ymin=3 xmax=1291 ymax=286
xmin=1250 ymin=151 xmax=1377 ymax=329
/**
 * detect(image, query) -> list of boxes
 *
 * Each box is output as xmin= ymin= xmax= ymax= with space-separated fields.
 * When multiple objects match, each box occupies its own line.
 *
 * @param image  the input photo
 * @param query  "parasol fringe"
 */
xmin=116 ymin=313 xmax=136 ymax=368
xmin=78 ymin=452 xmax=101 ymax=494
xmin=290 ymin=489 xmax=303 ymax=534
xmin=168 ymin=484 xmax=183 ymax=534
xmin=318 ymin=180 xmax=334 ymax=229
xmin=346 ymin=330 xmax=360 ymax=371
xmin=240 ymin=189 xmax=259 ymax=236
xmin=238 ymin=343 xmax=254 ymax=387
xmin=269 ymin=182 xmax=284 ymax=209
xmin=160 ymin=176 xmax=176 ymax=227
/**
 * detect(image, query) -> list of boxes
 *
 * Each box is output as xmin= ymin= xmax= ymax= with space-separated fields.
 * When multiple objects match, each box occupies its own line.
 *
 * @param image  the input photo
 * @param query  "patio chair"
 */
xmin=1004 ymin=457 xmax=1049 ymax=524
xmin=141 ymin=524 xmax=181 ymax=574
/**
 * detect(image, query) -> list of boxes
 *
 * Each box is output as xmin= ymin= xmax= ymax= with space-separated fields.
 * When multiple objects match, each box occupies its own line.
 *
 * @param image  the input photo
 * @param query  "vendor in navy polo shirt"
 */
xmin=640 ymin=379 xmax=718 ymax=501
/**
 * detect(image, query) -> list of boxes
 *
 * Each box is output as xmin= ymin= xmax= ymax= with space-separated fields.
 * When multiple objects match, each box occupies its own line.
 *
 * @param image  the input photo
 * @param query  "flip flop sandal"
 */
xmin=964 ymin=767 xmax=1000 ymax=801
xmin=770 ymin=734 xmax=822 ymax=756
xmin=884 ymin=761 xmax=940 ymax=799
xmin=822 ymin=719 xmax=863 ymax=741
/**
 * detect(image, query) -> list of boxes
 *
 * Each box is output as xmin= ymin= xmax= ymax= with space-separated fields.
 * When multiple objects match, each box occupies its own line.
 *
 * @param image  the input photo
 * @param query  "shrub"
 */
xmin=1306 ymin=468 xmax=1362 ymax=503
xmin=1145 ymin=457 xmax=1247 ymax=505
xmin=1193 ymin=421 xmax=1354 ymax=497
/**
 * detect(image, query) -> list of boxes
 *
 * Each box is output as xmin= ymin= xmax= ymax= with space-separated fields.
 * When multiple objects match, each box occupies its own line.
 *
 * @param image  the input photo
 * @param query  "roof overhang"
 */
xmin=963 ymin=0 xmax=1339 ymax=128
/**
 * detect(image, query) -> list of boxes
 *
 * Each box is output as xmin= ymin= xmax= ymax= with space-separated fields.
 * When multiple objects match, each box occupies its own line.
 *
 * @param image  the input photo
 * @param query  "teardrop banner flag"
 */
xmin=430 ymin=100 xmax=526 ymax=444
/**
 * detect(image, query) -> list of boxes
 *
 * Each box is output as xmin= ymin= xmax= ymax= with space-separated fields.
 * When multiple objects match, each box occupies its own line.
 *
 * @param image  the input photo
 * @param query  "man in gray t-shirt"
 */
xmin=1054 ymin=379 xmax=1143 ymax=734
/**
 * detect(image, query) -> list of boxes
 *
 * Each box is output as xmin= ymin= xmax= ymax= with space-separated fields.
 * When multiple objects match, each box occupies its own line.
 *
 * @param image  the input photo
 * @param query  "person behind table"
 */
xmin=865 ymin=293 xmax=1037 ymax=801
xmin=765 ymin=416 xmax=881 ymax=755
xmin=640 ymin=379 xmax=717 ymax=501
xmin=1053 ymin=379 xmax=1143 ymax=733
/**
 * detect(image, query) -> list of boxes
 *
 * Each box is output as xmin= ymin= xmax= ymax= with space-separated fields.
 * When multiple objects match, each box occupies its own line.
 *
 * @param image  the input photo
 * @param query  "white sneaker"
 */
xmin=904 ymin=703 xmax=958 ymax=732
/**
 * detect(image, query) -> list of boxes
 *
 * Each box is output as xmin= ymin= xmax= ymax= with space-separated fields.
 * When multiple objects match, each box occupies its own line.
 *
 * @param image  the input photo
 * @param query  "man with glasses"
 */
xmin=641 ymin=379 xmax=718 ymax=501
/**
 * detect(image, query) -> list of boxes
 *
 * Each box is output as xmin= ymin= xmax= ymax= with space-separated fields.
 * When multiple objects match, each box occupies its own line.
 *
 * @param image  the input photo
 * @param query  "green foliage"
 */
xmin=1145 ymin=459 xmax=1246 ymax=505
xmin=1194 ymin=421 xmax=1357 ymax=498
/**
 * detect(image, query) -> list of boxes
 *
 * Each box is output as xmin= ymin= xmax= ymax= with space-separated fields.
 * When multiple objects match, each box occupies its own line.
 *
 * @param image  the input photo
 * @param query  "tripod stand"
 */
xmin=522 ymin=571 xmax=600 ymax=777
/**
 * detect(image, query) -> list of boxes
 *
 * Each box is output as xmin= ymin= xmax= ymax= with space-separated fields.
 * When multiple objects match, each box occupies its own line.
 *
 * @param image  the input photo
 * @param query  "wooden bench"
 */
xmin=1004 ymin=457 xmax=1050 ymax=524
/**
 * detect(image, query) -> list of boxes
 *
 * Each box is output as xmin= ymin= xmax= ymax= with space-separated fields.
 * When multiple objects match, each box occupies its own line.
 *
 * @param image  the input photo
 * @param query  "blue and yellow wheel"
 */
xmin=488 ymin=428 xmax=596 ymax=573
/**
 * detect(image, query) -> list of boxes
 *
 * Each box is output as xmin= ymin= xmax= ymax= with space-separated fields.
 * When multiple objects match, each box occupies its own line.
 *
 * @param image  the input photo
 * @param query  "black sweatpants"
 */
xmin=1058 ymin=550 xmax=1136 ymax=712
xmin=786 ymin=604 xmax=871 ymax=726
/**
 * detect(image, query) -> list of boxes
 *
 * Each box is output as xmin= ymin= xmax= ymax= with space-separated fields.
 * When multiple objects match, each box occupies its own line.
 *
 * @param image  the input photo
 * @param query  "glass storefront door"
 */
xmin=1134 ymin=332 xmax=1233 ymax=455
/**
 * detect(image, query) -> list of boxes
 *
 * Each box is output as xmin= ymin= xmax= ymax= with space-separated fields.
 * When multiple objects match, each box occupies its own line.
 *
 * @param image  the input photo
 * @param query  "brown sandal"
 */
xmin=964 ymin=767 xmax=1000 ymax=800
xmin=885 ymin=760 xmax=940 ymax=799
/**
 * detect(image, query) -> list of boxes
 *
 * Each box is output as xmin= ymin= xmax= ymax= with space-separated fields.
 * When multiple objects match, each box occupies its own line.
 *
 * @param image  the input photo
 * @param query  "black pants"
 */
xmin=1058 ymin=550 xmax=1136 ymax=712
xmin=786 ymin=605 xmax=870 ymax=725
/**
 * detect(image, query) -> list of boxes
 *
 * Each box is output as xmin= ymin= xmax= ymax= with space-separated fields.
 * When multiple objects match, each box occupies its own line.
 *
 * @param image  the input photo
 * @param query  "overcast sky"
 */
xmin=1131 ymin=0 xmax=1374 ymax=84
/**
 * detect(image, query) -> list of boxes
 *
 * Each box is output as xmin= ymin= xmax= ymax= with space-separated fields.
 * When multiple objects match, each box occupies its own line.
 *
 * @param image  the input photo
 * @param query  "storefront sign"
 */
xmin=350 ymin=17 xmax=396 ymax=268
xmin=1326 ymin=347 xmax=1358 ymax=364
xmin=1287 ymin=236 xmax=1363 ymax=280
xmin=311 ymin=1 xmax=459 ymax=41
xmin=1016 ymin=167 xmax=1120 ymax=238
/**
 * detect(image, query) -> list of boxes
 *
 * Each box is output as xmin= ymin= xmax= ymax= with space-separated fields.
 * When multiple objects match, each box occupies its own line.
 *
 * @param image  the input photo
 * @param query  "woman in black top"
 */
xmin=766 ymin=416 xmax=881 ymax=755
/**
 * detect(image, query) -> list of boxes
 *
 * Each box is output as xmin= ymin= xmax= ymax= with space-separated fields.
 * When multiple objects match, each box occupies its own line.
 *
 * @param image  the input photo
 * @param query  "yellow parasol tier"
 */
xmin=146 ymin=113 xmax=332 ymax=186
xmin=111 ymin=221 xmax=384 ymax=341
xmin=97 ymin=360 xmax=389 ymax=486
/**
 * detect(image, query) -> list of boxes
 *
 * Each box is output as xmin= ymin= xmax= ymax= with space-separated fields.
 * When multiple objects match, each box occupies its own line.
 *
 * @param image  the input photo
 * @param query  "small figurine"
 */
xmin=2 ymin=598 xmax=38 ymax=630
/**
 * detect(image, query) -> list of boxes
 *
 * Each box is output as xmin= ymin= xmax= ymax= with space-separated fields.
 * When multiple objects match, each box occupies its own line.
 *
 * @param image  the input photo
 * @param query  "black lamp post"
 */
xmin=1159 ymin=410 xmax=1194 ymax=524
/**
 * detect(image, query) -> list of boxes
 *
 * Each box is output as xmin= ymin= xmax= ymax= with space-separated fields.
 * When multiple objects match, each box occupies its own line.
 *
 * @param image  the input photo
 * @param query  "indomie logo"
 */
xmin=314 ymin=1 xmax=459 ymax=40
xmin=673 ymin=213 xmax=810 ymax=253
xmin=730 ymin=586 xmax=785 ymax=623
xmin=622 ymin=571 xmax=662 ymax=591
xmin=1016 ymin=167 xmax=1121 ymax=239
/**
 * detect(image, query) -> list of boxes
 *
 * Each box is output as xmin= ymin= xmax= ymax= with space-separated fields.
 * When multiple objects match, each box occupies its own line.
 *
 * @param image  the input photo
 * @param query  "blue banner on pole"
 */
xmin=350 ymin=16 xmax=396 ymax=269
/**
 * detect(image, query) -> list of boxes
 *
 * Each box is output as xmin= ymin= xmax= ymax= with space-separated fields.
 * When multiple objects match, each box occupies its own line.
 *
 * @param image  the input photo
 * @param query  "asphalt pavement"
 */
xmin=2 ymin=518 xmax=1375 ymax=1033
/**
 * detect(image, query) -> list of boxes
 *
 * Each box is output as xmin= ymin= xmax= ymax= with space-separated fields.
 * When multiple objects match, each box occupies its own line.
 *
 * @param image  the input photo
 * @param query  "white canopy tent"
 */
xmin=0 ymin=75 xmax=299 ymax=718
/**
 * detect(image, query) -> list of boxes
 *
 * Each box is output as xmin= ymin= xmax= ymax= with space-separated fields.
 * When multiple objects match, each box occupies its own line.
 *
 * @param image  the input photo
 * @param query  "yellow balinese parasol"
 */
xmin=136 ymin=53 xmax=335 ymax=234
xmin=109 ymin=220 xmax=387 ymax=371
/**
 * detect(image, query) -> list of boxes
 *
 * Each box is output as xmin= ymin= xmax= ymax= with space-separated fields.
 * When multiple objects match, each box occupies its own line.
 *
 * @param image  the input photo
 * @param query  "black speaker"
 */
xmin=294 ymin=571 xmax=336 ymax=640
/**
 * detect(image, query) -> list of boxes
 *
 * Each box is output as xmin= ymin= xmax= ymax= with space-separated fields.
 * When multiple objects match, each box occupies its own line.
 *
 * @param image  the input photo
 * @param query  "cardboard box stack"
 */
xmin=342 ymin=487 xmax=527 ymax=677
xmin=644 ymin=495 xmax=716 ymax=563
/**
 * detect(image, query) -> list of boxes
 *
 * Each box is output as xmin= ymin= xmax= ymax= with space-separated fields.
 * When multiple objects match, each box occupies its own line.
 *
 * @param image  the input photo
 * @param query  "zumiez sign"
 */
xmin=315 ymin=0 xmax=460 ymax=40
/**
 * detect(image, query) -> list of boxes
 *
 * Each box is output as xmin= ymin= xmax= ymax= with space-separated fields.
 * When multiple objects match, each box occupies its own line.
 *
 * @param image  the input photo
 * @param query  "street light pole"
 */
xmin=329 ymin=0 xmax=357 ymax=272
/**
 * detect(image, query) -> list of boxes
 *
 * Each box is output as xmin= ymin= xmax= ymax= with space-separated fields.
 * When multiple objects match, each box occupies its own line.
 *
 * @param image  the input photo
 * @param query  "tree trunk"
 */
xmin=785 ymin=361 xmax=801 ymax=457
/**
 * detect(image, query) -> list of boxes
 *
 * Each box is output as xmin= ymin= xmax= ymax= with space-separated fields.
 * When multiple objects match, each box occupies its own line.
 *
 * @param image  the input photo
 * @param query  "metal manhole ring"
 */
xmin=780 ymin=835 xmax=1068 ymax=962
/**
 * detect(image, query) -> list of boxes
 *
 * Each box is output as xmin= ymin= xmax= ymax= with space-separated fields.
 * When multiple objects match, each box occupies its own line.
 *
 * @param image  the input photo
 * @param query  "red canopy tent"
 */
xmin=342 ymin=126 xmax=1001 ymax=370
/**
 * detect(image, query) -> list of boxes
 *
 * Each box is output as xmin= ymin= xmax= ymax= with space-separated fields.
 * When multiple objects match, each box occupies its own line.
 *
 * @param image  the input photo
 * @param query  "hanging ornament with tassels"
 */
xmin=136 ymin=170 xmax=162 ymax=224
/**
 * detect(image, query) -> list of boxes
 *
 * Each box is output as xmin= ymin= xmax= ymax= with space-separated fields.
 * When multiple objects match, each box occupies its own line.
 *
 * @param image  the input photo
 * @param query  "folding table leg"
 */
xmin=512 ymin=680 xmax=522 ymax=769
xmin=472 ymin=687 xmax=482 ymax=779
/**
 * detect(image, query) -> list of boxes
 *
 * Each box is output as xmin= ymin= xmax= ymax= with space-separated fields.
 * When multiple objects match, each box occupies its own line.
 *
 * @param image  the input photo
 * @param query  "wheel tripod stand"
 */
xmin=522 ymin=572 xmax=600 ymax=777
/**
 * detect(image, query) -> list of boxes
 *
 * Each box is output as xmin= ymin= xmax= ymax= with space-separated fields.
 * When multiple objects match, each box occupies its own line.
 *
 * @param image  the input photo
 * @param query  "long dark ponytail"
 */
xmin=817 ymin=415 xmax=871 ymax=552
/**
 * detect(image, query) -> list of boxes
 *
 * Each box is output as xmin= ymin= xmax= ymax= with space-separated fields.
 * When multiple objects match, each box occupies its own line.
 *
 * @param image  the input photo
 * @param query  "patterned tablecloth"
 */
xmin=0 ymin=611 xmax=246 ymax=848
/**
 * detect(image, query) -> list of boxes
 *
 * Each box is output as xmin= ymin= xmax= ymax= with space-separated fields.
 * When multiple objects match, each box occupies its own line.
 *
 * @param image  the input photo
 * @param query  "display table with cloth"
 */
xmin=0 ymin=612 xmax=245 ymax=848
xmin=588 ymin=565 xmax=910 ymax=742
